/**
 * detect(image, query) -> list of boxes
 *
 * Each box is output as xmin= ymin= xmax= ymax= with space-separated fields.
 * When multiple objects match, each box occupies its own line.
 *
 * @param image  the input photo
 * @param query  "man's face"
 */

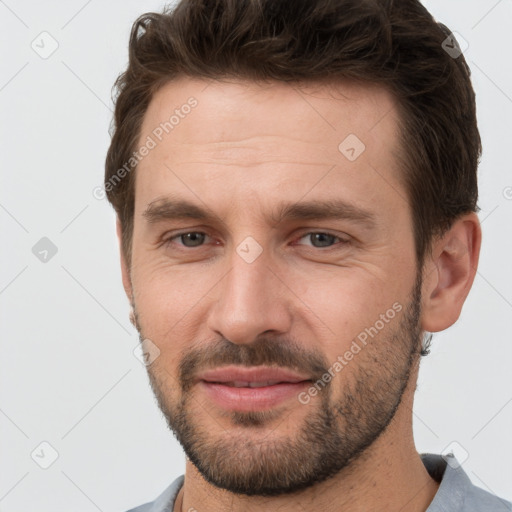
xmin=125 ymin=78 xmax=423 ymax=495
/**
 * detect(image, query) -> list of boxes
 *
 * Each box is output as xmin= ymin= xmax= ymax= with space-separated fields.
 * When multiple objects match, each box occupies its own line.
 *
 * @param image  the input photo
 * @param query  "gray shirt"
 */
xmin=126 ymin=453 xmax=511 ymax=511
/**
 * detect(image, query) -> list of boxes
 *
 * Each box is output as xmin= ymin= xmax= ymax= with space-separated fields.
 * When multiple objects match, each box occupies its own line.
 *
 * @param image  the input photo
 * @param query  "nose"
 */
xmin=206 ymin=249 xmax=293 ymax=345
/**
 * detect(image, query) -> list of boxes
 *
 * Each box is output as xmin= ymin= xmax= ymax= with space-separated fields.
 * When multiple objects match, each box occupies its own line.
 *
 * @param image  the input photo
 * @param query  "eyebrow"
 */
xmin=142 ymin=196 xmax=377 ymax=229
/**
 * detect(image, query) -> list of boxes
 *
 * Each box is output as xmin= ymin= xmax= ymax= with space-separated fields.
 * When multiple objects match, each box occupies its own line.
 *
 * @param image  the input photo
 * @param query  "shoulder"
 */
xmin=124 ymin=475 xmax=184 ymax=512
xmin=462 ymin=482 xmax=512 ymax=511
xmin=421 ymin=453 xmax=511 ymax=512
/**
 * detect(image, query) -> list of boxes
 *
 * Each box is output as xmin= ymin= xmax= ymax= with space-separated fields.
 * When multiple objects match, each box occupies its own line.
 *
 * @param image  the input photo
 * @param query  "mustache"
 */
xmin=177 ymin=336 xmax=330 ymax=392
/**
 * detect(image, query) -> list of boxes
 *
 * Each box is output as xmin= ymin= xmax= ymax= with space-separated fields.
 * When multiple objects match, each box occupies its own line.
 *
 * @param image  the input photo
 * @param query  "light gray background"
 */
xmin=1 ymin=0 xmax=511 ymax=510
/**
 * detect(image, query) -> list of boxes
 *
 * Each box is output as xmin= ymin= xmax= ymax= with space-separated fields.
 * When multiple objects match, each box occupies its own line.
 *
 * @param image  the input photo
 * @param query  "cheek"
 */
xmin=295 ymin=267 xmax=411 ymax=354
xmin=132 ymin=261 xmax=219 ymax=335
xmin=132 ymin=261 xmax=207 ymax=306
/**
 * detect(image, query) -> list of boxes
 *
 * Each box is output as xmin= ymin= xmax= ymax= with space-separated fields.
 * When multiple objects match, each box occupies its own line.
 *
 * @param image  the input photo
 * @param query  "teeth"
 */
xmin=227 ymin=380 xmax=282 ymax=388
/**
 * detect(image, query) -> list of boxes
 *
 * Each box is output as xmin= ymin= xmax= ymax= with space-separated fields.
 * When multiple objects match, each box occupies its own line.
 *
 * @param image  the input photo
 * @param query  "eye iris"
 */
xmin=311 ymin=233 xmax=336 ymax=247
xmin=181 ymin=232 xmax=205 ymax=247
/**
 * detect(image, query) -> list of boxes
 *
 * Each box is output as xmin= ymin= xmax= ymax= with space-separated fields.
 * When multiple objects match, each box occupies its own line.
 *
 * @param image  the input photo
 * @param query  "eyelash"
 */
xmin=163 ymin=231 xmax=350 ymax=250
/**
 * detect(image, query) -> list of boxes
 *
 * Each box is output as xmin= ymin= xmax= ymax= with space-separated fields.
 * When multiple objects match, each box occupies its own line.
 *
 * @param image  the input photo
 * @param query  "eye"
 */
xmin=163 ymin=231 xmax=347 ymax=250
xmin=166 ymin=231 xmax=210 ymax=248
xmin=295 ymin=232 xmax=347 ymax=248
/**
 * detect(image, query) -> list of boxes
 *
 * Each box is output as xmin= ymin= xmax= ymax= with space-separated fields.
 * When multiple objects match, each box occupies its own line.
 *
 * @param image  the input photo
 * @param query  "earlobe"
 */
xmin=116 ymin=217 xmax=134 ymax=303
xmin=421 ymin=213 xmax=481 ymax=333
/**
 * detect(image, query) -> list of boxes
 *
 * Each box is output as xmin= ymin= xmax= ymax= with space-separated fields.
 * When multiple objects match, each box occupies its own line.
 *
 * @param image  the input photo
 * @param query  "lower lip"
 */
xmin=199 ymin=380 xmax=311 ymax=411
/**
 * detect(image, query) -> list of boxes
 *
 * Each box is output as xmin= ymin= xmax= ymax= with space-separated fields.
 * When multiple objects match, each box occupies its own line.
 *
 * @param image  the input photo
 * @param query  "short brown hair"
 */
xmin=105 ymin=0 xmax=480 ymax=269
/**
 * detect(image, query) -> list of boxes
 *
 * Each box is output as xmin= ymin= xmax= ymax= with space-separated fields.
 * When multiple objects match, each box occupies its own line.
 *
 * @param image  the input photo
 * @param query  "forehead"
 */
xmin=141 ymin=77 xmax=399 ymax=155
xmin=134 ymin=77 xmax=406 ymax=224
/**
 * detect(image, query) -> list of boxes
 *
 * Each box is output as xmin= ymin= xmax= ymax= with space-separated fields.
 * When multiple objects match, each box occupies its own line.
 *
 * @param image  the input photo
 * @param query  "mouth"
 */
xmin=197 ymin=366 xmax=313 ymax=412
xmin=198 ymin=365 xmax=311 ymax=385
xmin=206 ymin=380 xmax=304 ymax=388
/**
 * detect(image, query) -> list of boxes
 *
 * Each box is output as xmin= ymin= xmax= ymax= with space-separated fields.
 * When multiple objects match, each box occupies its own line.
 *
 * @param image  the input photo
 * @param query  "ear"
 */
xmin=116 ymin=217 xmax=133 ymax=304
xmin=421 ymin=213 xmax=481 ymax=332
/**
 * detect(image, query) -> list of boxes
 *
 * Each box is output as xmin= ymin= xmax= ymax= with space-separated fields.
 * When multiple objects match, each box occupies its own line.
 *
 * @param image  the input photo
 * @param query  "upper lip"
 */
xmin=198 ymin=365 xmax=312 ymax=384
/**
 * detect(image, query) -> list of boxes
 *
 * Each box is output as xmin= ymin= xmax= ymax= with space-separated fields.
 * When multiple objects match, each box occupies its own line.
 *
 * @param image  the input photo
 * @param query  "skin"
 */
xmin=118 ymin=77 xmax=481 ymax=512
